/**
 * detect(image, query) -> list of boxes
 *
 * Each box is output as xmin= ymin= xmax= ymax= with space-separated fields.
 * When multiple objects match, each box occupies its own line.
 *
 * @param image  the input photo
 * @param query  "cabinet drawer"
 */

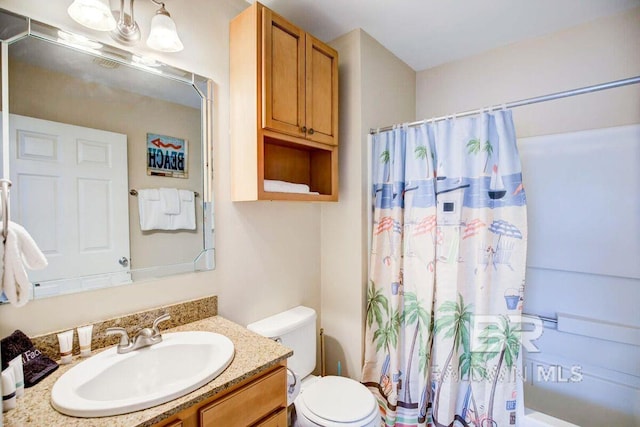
xmin=255 ymin=408 xmax=287 ymax=427
xmin=200 ymin=367 xmax=286 ymax=426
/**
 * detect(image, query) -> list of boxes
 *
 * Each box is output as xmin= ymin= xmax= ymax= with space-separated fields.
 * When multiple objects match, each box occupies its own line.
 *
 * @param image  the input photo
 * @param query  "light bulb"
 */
xmin=146 ymin=10 xmax=184 ymax=52
xmin=67 ymin=0 xmax=116 ymax=32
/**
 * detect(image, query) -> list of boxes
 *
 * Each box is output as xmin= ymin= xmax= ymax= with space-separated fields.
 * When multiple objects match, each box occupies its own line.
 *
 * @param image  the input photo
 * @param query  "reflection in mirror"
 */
xmin=0 ymin=10 xmax=214 ymax=300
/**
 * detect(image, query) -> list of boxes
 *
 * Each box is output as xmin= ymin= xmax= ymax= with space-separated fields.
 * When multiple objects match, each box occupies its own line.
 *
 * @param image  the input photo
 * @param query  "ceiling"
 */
xmin=247 ymin=0 xmax=640 ymax=71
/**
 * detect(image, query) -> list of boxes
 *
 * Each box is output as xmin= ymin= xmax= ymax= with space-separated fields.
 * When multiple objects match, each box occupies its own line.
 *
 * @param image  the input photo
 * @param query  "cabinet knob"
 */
xmin=308 ymin=128 xmax=315 ymax=135
xmin=301 ymin=126 xmax=307 ymax=133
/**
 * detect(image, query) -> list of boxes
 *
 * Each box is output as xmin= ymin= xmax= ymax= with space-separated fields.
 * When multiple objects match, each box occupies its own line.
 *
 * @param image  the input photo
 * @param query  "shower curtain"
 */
xmin=363 ymin=110 xmax=527 ymax=427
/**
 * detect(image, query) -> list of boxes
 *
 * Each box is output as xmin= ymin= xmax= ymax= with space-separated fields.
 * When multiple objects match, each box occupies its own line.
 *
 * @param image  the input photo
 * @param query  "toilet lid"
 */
xmin=301 ymin=376 xmax=376 ymax=423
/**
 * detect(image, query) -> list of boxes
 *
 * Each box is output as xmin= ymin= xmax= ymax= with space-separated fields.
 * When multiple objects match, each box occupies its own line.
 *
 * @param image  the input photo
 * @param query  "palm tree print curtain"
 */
xmin=363 ymin=111 xmax=527 ymax=427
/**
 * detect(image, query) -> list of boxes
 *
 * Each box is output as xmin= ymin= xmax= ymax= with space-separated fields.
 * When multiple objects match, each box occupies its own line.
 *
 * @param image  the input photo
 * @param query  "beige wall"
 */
xmin=0 ymin=0 xmax=321 ymax=337
xmin=416 ymin=7 xmax=640 ymax=137
xmin=322 ymin=29 xmax=415 ymax=379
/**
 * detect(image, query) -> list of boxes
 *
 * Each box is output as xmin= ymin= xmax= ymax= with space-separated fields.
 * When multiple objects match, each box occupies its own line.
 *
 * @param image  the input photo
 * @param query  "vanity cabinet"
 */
xmin=230 ymin=1 xmax=339 ymax=201
xmin=154 ymin=365 xmax=287 ymax=427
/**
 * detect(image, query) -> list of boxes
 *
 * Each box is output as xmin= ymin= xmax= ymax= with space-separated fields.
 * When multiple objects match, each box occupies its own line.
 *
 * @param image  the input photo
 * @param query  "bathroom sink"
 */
xmin=51 ymin=331 xmax=234 ymax=417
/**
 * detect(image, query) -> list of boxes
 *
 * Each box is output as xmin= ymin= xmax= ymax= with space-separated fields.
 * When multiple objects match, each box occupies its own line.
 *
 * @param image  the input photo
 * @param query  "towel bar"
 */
xmin=129 ymin=189 xmax=199 ymax=198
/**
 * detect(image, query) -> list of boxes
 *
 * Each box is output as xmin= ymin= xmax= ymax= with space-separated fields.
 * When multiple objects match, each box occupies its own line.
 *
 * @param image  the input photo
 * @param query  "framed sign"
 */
xmin=146 ymin=133 xmax=188 ymax=178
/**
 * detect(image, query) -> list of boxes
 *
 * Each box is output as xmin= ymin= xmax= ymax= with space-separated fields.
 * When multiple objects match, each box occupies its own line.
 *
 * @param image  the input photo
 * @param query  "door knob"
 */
xmin=118 ymin=257 xmax=129 ymax=267
xmin=308 ymin=128 xmax=315 ymax=135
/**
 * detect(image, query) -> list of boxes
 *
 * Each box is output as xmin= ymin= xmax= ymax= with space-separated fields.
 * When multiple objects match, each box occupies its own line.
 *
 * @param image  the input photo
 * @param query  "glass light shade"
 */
xmin=67 ymin=0 xmax=116 ymax=32
xmin=146 ymin=13 xmax=184 ymax=53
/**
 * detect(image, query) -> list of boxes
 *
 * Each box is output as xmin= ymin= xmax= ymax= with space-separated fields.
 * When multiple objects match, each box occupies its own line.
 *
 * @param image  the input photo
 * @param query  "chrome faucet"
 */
xmin=105 ymin=314 xmax=171 ymax=354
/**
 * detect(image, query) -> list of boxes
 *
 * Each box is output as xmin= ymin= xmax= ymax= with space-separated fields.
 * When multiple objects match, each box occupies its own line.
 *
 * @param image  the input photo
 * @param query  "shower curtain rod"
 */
xmin=369 ymin=75 xmax=640 ymax=134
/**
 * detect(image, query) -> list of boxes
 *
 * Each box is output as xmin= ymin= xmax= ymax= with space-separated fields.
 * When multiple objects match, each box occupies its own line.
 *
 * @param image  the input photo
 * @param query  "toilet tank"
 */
xmin=247 ymin=306 xmax=316 ymax=378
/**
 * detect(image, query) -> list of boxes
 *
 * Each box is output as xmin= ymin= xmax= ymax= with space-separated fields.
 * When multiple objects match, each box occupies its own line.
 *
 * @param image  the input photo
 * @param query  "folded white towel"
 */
xmin=138 ymin=189 xmax=196 ymax=231
xmin=171 ymin=190 xmax=196 ymax=230
xmin=138 ymin=189 xmax=169 ymax=231
xmin=180 ymin=189 xmax=194 ymax=202
xmin=1 ymin=221 xmax=48 ymax=307
xmin=159 ymin=188 xmax=180 ymax=214
xmin=264 ymin=179 xmax=319 ymax=194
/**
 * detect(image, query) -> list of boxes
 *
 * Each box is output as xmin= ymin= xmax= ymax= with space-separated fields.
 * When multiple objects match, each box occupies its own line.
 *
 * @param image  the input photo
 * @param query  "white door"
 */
xmin=7 ymin=114 xmax=130 ymax=296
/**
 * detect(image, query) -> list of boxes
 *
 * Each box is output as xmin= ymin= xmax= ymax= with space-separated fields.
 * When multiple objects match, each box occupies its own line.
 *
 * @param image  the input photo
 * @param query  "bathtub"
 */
xmin=522 ymin=408 xmax=580 ymax=427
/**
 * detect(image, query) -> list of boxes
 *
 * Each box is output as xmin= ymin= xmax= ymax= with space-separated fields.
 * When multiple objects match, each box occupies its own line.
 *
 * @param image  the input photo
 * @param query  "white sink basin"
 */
xmin=51 ymin=331 xmax=234 ymax=417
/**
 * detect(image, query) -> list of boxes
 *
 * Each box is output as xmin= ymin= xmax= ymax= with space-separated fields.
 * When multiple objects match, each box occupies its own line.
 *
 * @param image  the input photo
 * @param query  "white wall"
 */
xmin=0 ymin=0 xmax=321 ymax=336
xmin=322 ymin=29 xmax=415 ymax=378
xmin=416 ymin=8 xmax=640 ymax=427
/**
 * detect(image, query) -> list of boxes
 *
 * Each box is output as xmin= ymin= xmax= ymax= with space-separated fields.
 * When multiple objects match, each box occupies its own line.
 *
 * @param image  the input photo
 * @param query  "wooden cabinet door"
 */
xmin=262 ymin=8 xmax=306 ymax=139
xmin=305 ymin=34 xmax=338 ymax=146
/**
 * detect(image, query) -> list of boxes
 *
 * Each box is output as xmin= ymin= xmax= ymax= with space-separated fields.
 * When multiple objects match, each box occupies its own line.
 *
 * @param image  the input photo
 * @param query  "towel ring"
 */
xmin=0 ymin=179 xmax=12 ymax=242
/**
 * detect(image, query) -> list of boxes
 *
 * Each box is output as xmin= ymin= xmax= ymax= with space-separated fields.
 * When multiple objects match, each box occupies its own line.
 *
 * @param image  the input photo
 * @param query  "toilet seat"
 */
xmin=295 ymin=376 xmax=378 ymax=426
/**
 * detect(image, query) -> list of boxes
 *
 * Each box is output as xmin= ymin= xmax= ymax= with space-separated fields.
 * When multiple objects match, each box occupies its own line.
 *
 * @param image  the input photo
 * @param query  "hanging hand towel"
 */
xmin=138 ymin=189 xmax=169 ymax=231
xmin=1 ymin=222 xmax=48 ymax=307
xmin=159 ymin=188 xmax=180 ymax=214
xmin=168 ymin=190 xmax=196 ymax=230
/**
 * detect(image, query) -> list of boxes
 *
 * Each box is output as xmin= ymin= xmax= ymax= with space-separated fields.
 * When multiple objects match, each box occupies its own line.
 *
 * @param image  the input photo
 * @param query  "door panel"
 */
xmin=262 ymin=8 xmax=305 ymax=138
xmin=305 ymin=35 xmax=338 ymax=145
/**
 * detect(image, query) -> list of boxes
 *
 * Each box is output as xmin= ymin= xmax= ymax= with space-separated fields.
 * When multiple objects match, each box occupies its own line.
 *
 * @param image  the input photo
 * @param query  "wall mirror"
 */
xmin=0 ymin=9 xmax=215 ymax=301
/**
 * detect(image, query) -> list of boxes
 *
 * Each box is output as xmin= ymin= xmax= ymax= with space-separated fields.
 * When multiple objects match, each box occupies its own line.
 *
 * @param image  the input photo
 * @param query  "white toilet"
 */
xmin=247 ymin=306 xmax=379 ymax=427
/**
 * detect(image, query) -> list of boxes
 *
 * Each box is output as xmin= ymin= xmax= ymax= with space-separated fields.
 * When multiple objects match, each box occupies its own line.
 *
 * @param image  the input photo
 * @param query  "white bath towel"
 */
xmin=159 ymin=188 xmax=180 ymax=214
xmin=1 ymin=221 xmax=48 ymax=307
xmin=138 ymin=189 xmax=196 ymax=231
xmin=264 ymin=179 xmax=319 ymax=195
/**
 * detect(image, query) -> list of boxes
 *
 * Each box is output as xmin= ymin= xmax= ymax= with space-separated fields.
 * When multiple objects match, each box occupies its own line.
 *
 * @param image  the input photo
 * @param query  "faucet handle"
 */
xmin=152 ymin=314 xmax=171 ymax=335
xmin=105 ymin=327 xmax=130 ymax=347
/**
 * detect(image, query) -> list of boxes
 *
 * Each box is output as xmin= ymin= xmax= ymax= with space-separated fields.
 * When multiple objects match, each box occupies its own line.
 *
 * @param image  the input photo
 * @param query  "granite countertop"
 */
xmin=4 ymin=316 xmax=292 ymax=427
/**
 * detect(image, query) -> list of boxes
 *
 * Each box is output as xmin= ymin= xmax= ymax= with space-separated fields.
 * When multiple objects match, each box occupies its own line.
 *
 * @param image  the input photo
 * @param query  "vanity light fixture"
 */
xmin=67 ymin=0 xmax=184 ymax=53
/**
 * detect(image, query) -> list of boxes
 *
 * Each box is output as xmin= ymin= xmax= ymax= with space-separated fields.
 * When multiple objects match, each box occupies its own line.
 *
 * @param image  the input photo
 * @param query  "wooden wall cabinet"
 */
xmin=230 ymin=2 xmax=339 ymax=201
xmin=154 ymin=365 xmax=287 ymax=427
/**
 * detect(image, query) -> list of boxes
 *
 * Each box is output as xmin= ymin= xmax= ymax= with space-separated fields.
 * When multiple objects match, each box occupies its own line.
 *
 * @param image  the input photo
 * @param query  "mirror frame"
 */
xmin=0 ymin=9 xmax=215 ymax=299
